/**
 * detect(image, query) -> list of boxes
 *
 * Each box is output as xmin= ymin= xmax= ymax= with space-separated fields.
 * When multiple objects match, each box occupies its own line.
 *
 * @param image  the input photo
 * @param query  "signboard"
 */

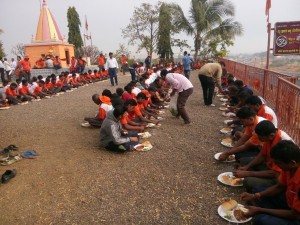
xmin=273 ymin=21 xmax=300 ymax=56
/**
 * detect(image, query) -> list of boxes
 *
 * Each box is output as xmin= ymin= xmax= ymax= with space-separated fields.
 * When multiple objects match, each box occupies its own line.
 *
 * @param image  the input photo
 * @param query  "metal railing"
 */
xmin=221 ymin=58 xmax=300 ymax=145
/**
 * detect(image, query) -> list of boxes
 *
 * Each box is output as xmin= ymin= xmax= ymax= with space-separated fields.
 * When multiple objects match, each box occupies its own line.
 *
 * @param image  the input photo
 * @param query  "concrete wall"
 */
xmin=31 ymin=65 xmax=99 ymax=78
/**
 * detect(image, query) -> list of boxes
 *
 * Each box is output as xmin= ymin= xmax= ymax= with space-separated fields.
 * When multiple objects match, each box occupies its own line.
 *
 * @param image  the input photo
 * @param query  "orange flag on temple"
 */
xmin=265 ymin=0 xmax=271 ymax=22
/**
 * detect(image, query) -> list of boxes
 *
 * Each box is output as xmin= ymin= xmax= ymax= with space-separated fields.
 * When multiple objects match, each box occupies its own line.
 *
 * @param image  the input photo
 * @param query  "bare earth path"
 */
xmin=0 ymin=71 xmax=249 ymax=225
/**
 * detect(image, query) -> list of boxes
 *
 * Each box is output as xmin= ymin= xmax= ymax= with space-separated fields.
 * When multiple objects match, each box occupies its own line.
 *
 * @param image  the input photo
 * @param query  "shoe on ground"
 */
xmin=81 ymin=122 xmax=91 ymax=127
xmin=207 ymin=104 xmax=216 ymax=107
xmin=1 ymin=169 xmax=16 ymax=183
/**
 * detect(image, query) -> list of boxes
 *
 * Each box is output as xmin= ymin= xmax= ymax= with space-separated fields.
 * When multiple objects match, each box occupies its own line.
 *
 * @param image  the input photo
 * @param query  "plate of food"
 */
xmin=214 ymin=153 xmax=235 ymax=162
xmin=134 ymin=141 xmax=152 ymax=152
xmin=158 ymin=110 xmax=165 ymax=115
xmin=217 ymin=172 xmax=244 ymax=186
xmin=146 ymin=123 xmax=156 ymax=128
xmin=218 ymin=199 xmax=251 ymax=223
xmin=220 ymin=127 xmax=232 ymax=134
xmin=221 ymin=138 xmax=234 ymax=148
xmin=220 ymin=98 xmax=228 ymax=102
xmin=222 ymin=112 xmax=236 ymax=117
xmin=219 ymin=107 xmax=228 ymax=111
xmin=138 ymin=132 xmax=152 ymax=139
xmin=224 ymin=119 xmax=233 ymax=125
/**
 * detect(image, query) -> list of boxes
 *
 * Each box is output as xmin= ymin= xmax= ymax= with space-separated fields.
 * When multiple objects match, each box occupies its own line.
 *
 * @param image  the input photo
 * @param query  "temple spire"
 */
xmin=34 ymin=0 xmax=63 ymax=42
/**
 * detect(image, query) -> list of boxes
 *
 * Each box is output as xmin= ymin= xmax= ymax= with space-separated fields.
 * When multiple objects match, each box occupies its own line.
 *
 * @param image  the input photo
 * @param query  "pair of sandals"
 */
xmin=0 ymin=145 xmax=20 ymax=166
xmin=0 ymin=145 xmax=19 ymax=155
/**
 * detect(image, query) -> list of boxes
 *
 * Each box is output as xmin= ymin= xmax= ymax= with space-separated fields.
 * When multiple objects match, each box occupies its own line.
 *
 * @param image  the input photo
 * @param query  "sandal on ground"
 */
xmin=21 ymin=150 xmax=39 ymax=159
xmin=0 ymin=154 xmax=10 ymax=162
xmin=1 ymin=169 xmax=17 ymax=184
xmin=1 ymin=155 xmax=22 ymax=166
xmin=6 ymin=145 xmax=18 ymax=151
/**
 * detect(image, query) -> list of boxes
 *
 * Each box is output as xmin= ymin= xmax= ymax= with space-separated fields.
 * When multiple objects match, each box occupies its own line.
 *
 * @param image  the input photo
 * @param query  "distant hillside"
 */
xmin=228 ymin=52 xmax=300 ymax=74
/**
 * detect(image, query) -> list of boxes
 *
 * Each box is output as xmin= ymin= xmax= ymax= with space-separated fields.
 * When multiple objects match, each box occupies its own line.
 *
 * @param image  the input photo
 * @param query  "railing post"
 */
xmin=275 ymin=77 xmax=282 ymax=113
xmin=263 ymin=70 xmax=268 ymax=98
xmin=234 ymin=62 xmax=236 ymax=76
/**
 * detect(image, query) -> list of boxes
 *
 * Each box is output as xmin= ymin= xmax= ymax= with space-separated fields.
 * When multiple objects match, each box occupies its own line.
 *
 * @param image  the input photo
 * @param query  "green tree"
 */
xmin=157 ymin=3 xmax=173 ymax=62
xmin=122 ymin=3 xmax=161 ymax=55
xmin=0 ymin=29 xmax=6 ymax=58
xmin=67 ymin=7 xmax=83 ymax=57
xmin=174 ymin=0 xmax=243 ymax=61
xmin=157 ymin=3 xmax=190 ymax=63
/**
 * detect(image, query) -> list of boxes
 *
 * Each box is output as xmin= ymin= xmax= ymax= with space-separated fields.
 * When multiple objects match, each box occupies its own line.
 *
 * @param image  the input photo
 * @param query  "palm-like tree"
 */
xmin=174 ymin=0 xmax=243 ymax=61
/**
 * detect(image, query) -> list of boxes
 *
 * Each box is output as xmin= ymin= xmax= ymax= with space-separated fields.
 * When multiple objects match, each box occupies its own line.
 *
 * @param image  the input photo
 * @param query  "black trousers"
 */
xmin=198 ymin=74 xmax=215 ymax=105
xmin=0 ymin=68 xmax=5 ymax=82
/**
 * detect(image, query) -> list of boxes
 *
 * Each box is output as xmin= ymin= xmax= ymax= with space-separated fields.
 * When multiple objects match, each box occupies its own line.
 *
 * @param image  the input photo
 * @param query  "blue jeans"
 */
xmin=184 ymin=70 xmax=190 ymax=79
xmin=108 ymin=68 xmax=118 ymax=86
xmin=253 ymin=187 xmax=300 ymax=225
xmin=129 ymin=68 xmax=136 ymax=81
xmin=105 ymin=133 xmax=139 ymax=152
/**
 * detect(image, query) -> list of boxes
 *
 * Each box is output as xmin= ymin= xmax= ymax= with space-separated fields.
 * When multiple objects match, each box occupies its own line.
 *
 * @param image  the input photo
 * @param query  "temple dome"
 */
xmin=34 ymin=0 xmax=64 ymax=42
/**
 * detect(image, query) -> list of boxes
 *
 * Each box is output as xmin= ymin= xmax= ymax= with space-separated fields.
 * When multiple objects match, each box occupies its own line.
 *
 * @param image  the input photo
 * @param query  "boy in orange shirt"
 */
xmin=219 ymin=106 xmax=266 ymax=161
xmin=30 ymin=78 xmax=50 ymax=98
xmin=5 ymin=83 xmax=24 ymax=104
xmin=234 ymin=120 xmax=293 ymax=192
xmin=82 ymin=94 xmax=113 ymax=127
xmin=70 ymin=73 xmax=82 ymax=88
xmin=93 ymin=69 xmax=100 ymax=81
xmin=136 ymin=92 xmax=159 ymax=119
xmin=121 ymin=99 xmax=145 ymax=132
xmin=240 ymin=141 xmax=300 ymax=225
xmin=19 ymin=79 xmax=38 ymax=101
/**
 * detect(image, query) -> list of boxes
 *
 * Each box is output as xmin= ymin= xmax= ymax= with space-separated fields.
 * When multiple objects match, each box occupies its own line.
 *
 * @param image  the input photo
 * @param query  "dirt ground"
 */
xmin=0 ymin=71 xmax=251 ymax=225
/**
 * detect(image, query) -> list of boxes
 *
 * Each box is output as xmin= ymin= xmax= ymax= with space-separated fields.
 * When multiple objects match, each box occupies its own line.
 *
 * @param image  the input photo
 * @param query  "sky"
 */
xmin=0 ymin=0 xmax=299 ymax=59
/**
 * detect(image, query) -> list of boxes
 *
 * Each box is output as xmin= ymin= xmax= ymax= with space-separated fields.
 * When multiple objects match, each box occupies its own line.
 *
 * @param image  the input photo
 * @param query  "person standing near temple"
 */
xmin=3 ymin=58 xmax=12 ymax=82
xmin=69 ymin=56 xmax=77 ymax=73
xmin=77 ymin=56 xmax=86 ymax=73
xmin=19 ymin=56 xmax=31 ymax=81
xmin=0 ymin=57 xmax=5 ymax=83
xmin=121 ymin=54 xmax=127 ymax=75
xmin=97 ymin=53 xmax=105 ymax=76
xmin=182 ymin=51 xmax=193 ymax=79
xmin=10 ymin=58 xmax=17 ymax=79
xmin=105 ymin=52 xmax=119 ymax=86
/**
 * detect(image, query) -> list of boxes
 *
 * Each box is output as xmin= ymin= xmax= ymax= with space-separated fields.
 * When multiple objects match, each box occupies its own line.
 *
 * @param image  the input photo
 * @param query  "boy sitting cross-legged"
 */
xmin=100 ymin=106 xmax=139 ymax=152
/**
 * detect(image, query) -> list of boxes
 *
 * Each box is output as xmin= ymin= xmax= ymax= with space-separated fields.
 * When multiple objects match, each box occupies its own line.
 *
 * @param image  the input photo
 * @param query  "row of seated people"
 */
xmin=82 ymin=72 xmax=173 ymax=152
xmin=215 ymin=75 xmax=300 ymax=224
xmin=0 ymin=69 xmax=110 ymax=108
